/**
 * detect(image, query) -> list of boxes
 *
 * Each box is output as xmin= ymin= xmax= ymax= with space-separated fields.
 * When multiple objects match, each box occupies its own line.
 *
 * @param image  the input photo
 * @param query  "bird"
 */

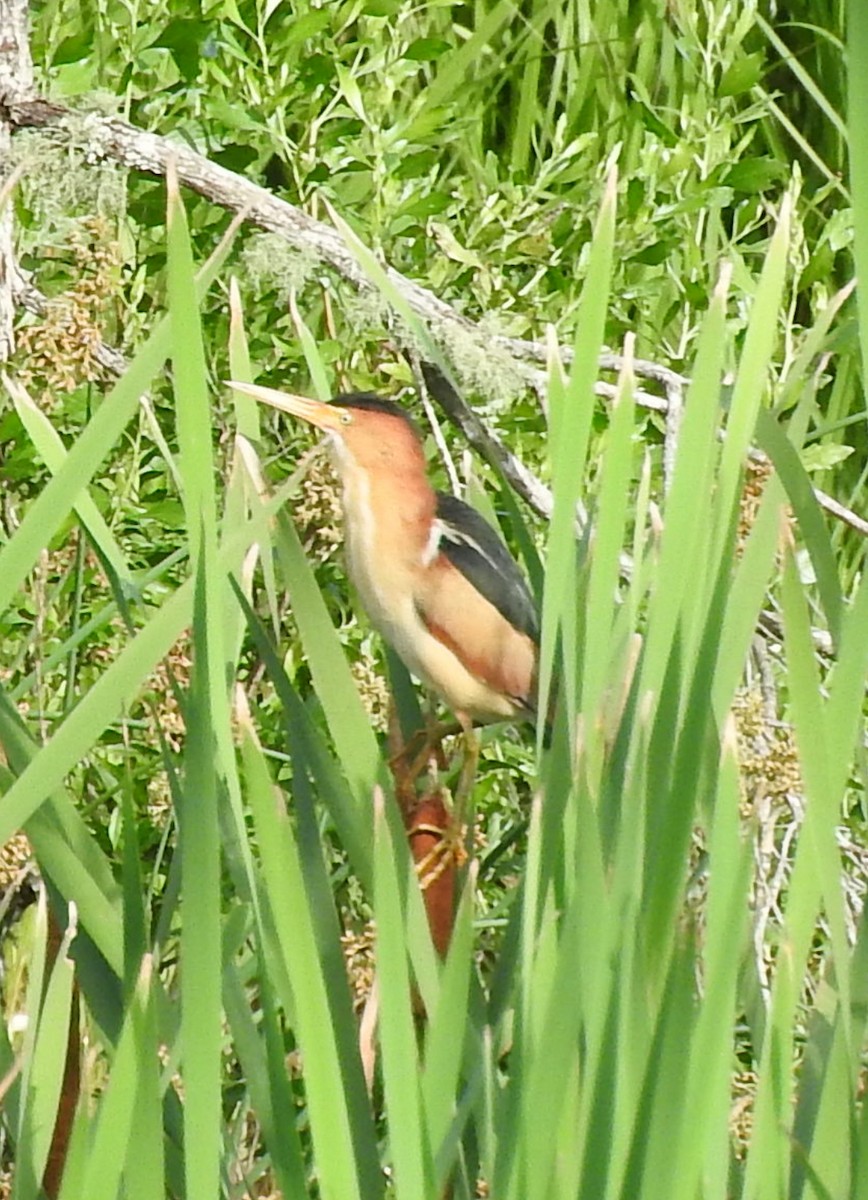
xmin=228 ymin=382 xmax=540 ymax=739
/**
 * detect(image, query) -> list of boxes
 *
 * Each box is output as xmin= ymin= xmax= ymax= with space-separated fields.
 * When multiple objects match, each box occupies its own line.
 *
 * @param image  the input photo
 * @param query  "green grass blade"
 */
xmin=634 ymin=266 xmax=729 ymax=711
xmin=232 ymin=579 xmax=372 ymax=887
xmin=13 ymin=900 xmax=75 ymax=1200
xmin=421 ymin=0 xmax=516 ymax=115
xmin=166 ymin=169 xmax=225 ymax=1200
xmin=779 ymin=549 xmax=851 ymax=1043
xmin=65 ymin=957 xmax=154 ymax=1200
xmin=757 ymin=13 xmax=846 ymax=136
xmin=292 ymin=750 xmax=383 ymax=1195
xmin=710 ymin=477 xmax=785 ymax=715
xmin=373 ymin=787 xmax=434 ymax=1198
xmin=755 ymin=408 xmax=843 ymax=644
xmin=271 ymin=506 xmax=381 ymax=788
xmin=538 ymin=168 xmax=617 ymax=732
xmin=178 ymin=561 xmax=223 ymax=1200
xmin=423 ymin=865 xmax=477 ymax=1182
xmin=824 ymin=568 xmax=868 ymax=796
xmin=240 ymin=715 xmax=373 ymax=1200
xmin=716 ymin=196 xmax=791 ymax=540
xmin=223 ymin=955 xmax=309 ymax=1197
xmin=4 ymin=374 xmax=134 ymax=589
xmin=122 ymin=957 xmax=164 ymax=1200
xmin=581 ymin=345 xmax=636 ymax=772
xmin=849 ymin=0 xmax=868 ymax=387
xmin=290 ymin=289 xmax=333 ymax=401
xmin=670 ymin=728 xmax=752 ymax=1200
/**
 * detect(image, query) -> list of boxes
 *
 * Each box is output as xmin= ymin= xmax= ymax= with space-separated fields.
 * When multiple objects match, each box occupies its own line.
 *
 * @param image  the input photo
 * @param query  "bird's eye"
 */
xmin=339 ymin=410 xmax=352 ymax=426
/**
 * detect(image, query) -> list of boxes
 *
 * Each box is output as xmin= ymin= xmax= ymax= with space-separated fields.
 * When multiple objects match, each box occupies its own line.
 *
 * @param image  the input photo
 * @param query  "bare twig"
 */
xmin=496 ymin=332 xmax=690 ymax=392
xmin=812 ymin=486 xmax=868 ymax=539
xmin=410 ymin=349 xmax=462 ymax=496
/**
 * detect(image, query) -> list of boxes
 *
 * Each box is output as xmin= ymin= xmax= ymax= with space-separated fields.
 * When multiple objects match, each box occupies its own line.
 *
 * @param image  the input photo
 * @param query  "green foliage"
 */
xmin=1 ymin=1 xmax=866 ymax=1197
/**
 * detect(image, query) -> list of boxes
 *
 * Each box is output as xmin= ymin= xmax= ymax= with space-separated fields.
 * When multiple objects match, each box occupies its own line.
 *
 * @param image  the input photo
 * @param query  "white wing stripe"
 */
xmin=438 ymin=519 xmax=503 ymax=572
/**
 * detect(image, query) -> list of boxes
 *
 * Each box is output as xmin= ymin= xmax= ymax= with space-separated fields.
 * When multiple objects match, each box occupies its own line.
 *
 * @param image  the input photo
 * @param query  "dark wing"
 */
xmin=434 ymin=492 xmax=540 ymax=645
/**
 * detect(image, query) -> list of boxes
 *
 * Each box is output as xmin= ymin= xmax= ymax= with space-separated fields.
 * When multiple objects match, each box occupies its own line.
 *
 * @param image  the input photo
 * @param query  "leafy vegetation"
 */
xmin=1 ymin=1 xmax=866 ymax=1197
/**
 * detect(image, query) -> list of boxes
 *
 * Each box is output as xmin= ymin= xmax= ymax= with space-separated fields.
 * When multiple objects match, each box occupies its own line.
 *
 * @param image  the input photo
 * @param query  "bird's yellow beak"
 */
xmin=227 ymin=381 xmax=347 ymax=433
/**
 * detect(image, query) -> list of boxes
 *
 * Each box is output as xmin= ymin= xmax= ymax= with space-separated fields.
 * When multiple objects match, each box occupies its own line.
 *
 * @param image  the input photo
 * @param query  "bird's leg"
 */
xmin=453 ymin=714 xmax=480 ymax=815
xmin=388 ymin=710 xmax=458 ymax=792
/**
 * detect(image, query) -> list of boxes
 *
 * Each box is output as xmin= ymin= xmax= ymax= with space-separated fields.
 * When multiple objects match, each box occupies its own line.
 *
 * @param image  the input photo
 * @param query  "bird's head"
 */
xmin=227 ymin=383 xmax=424 ymax=478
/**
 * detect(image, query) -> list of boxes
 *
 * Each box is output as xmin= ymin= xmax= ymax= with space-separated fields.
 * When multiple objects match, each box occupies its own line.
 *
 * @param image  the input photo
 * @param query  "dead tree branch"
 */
xmin=2 ymin=91 xmax=863 ymax=549
xmin=4 ymin=95 xmax=676 ymax=411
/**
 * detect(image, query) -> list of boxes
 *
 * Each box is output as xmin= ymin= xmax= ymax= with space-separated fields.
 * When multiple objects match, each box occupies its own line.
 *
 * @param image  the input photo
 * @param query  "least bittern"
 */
xmin=229 ymin=382 xmax=540 ymax=908
xmin=229 ymin=384 xmax=540 ymax=729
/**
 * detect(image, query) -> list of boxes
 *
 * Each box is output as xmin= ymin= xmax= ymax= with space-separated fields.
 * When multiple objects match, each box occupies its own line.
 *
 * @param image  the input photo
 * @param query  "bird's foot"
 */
xmin=405 ymin=789 xmax=465 ymax=957
xmin=409 ymin=819 xmax=468 ymax=891
xmin=410 ymin=722 xmax=478 ymax=892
